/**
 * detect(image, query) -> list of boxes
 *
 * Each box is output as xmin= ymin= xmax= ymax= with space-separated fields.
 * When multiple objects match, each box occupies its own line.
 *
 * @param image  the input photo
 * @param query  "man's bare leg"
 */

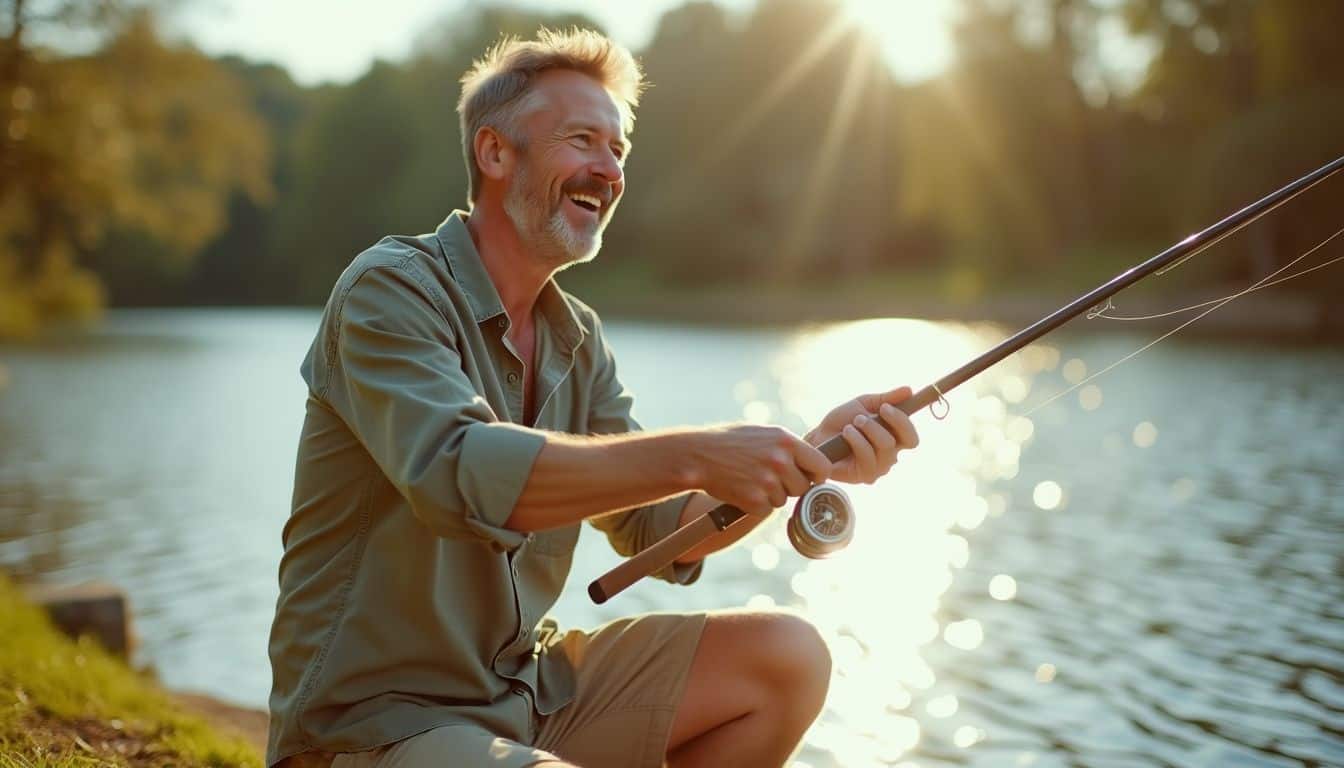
xmin=665 ymin=611 xmax=831 ymax=767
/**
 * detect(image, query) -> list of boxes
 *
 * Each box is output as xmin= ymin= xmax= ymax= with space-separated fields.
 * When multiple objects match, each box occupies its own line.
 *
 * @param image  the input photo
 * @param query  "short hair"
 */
xmin=457 ymin=27 xmax=645 ymax=203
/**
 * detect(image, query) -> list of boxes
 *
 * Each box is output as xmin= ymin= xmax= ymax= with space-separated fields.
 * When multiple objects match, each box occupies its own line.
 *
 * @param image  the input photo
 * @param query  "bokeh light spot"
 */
xmin=1170 ymin=477 xmax=1196 ymax=501
xmin=953 ymin=725 xmax=986 ymax=748
xmin=1079 ymin=384 xmax=1102 ymax=411
xmin=1032 ymin=481 xmax=1063 ymax=510
xmin=751 ymin=543 xmax=780 ymax=571
xmin=989 ymin=574 xmax=1017 ymax=600
xmin=926 ymin=694 xmax=958 ymax=718
xmin=944 ymin=619 xmax=984 ymax=650
xmin=745 ymin=593 xmax=776 ymax=610
xmin=1062 ymin=358 xmax=1087 ymax=384
xmin=1000 ymin=376 xmax=1029 ymax=403
xmin=743 ymin=400 xmax=772 ymax=423
xmin=1005 ymin=416 xmax=1034 ymax=443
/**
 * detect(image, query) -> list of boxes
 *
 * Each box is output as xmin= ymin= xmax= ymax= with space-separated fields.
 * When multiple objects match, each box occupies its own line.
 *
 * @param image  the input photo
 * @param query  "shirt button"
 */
xmin=507 ymin=372 xmax=519 ymax=385
xmin=497 ymin=318 xmax=507 ymax=329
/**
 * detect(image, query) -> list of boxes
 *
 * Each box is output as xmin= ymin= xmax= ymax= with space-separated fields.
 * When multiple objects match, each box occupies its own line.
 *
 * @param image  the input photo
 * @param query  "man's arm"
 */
xmin=505 ymin=424 xmax=828 ymax=533
xmin=502 ymin=428 xmax=693 ymax=531
xmin=318 ymin=265 xmax=826 ymax=557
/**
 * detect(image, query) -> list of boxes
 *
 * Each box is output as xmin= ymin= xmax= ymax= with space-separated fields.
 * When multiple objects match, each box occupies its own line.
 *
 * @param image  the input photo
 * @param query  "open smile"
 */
xmin=566 ymin=192 xmax=604 ymax=219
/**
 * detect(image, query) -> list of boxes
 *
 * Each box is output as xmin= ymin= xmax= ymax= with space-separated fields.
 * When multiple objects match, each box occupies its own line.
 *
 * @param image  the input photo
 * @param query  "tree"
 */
xmin=0 ymin=2 xmax=270 ymax=336
xmin=1119 ymin=0 xmax=1344 ymax=292
xmin=270 ymin=5 xmax=601 ymax=304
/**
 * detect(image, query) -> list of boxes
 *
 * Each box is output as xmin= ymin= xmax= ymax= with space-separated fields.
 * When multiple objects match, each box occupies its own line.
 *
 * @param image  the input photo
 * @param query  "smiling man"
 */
xmin=266 ymin=29 xmax=918 ymax=768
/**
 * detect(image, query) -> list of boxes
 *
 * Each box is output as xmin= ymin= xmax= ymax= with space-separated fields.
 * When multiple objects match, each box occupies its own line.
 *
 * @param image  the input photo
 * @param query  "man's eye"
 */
xmin=570 ymin=134 xmax=592 ymax=146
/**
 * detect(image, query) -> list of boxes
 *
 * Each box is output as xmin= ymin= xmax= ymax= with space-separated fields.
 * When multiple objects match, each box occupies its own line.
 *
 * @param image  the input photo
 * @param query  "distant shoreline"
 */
xmin=575 ymin=287 xmax=1341 ymax=342
xmin=14 ymin=288 xmax=1338 ymax=346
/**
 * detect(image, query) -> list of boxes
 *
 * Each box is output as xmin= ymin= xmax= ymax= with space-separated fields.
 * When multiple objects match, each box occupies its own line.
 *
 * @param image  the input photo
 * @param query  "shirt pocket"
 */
xmin=531 ymin=524 xmax=580 ymax=557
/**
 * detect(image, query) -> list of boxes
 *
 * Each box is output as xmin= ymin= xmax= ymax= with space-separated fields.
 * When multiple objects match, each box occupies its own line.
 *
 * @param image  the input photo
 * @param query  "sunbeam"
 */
xmin=685 ymin=13 xmax=853 ymax=179
xmin=777 ymin=34 xmax=878 ymax=277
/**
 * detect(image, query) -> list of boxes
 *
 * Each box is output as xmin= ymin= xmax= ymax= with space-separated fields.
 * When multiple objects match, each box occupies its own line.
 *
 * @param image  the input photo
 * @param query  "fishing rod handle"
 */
xmin=811 ymin=387 xmax=936 ymax=462
xmin=588 ymin=391 xmax=936 ymax=603
xmin=588 ymin=507 xmax=731 ymax=603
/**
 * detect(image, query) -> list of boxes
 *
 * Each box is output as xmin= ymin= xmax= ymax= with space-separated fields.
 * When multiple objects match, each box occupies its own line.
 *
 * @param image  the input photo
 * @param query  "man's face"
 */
xmin=502 ymin=69 xmax=629 ymax=270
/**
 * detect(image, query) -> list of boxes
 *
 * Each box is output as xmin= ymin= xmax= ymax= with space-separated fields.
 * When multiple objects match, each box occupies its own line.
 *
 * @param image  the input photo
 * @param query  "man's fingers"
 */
xmin=883 ymin=385 xmax=914 ymax=405
xmin=856 ymin=412 xmax=897 ymax=467
xmin=792 ymin=440 xmax=832 ymax=484
xmin=841 ymin=421 xmax=877 ymax=481
xmin=879 ymin=402 xmax=920 ymax=450
xmin=860 ymin=385 xmax=914 ymax=412
xmin=780 ymin=464 xmax=812 ymax=497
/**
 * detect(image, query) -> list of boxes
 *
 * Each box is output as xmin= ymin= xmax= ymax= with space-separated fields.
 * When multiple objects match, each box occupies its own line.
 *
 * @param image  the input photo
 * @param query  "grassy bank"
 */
xmin=0 ymin=576 xmax=261 ymax=767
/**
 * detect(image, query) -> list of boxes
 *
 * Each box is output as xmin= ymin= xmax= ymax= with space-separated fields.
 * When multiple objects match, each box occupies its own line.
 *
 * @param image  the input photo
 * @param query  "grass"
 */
xmin=0 ymin=576 xmax=262 ymax=767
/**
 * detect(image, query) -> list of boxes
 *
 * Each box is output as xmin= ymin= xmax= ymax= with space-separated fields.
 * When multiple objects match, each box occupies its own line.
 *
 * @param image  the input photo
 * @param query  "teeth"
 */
xmin=568 ymin=193 xmax=601 ymax=209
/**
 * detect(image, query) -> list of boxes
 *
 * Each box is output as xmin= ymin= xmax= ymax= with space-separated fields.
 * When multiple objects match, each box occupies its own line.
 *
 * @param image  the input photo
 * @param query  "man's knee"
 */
xmin=718 ymin=610 xmax=831 ymax=715
xmin=760 ymin=612 xmax=831 ymax=708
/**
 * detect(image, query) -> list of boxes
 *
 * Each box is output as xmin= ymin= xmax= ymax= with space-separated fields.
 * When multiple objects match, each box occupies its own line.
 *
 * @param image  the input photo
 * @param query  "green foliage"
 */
xmin=0 ymin=3 xmax=270 ymax=336
xmin=0 ymin=576 xmax=260 ymax=765
xmin=4 ymin=0 xmax=1342 ymax=327
xmin=269 ymin=6 xmax=605 ymax=303
xmin=599 ymin=0 xmax=910 ymax=288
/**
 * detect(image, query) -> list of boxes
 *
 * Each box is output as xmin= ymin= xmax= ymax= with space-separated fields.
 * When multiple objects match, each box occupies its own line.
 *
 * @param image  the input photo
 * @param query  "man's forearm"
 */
xmin=505 ymin=428 xmax=700 ymax=532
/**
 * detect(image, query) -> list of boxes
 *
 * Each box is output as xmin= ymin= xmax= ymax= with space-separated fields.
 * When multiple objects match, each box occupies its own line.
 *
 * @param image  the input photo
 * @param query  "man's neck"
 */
xmin=464 ymin=203 xmax=551 ymax=332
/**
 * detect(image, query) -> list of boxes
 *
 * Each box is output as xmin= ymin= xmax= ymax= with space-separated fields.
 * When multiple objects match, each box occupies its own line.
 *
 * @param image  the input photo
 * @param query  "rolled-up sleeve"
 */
xmin=581 ymin=312 xmax=703 ymax=585
xmin=314 ymin=263 xmax=543 ymax=550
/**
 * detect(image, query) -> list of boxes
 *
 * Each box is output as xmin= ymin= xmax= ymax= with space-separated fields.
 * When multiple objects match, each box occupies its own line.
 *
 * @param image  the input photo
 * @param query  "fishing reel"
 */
xmin=786 ymin=483 xmax=855 ymax=559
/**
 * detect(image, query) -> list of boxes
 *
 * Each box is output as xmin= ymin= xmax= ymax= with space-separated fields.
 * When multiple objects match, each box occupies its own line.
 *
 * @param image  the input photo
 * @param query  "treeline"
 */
xmin=2 ymin=0 xmax=1341 ymax=336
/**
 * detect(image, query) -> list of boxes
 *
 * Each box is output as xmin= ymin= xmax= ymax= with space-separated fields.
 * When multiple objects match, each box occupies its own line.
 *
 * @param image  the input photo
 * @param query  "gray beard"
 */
xmin=503 ymin=164 xmax=602 ymax=272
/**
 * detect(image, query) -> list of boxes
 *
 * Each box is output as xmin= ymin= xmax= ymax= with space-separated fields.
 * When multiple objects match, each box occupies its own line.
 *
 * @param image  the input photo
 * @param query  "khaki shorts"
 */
xmin=332 ymin=612 xmax=707 ymax=768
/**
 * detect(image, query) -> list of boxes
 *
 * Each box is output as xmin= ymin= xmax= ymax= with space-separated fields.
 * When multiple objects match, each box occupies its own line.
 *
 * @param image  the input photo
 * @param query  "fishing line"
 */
xmin=1154 ymin=178 xmax=1323 ymax=277
xmin=1092 ymin=226 xmax=1344 ymax=320
xmin=1020 ymin=225 xmax=1344 ymax=417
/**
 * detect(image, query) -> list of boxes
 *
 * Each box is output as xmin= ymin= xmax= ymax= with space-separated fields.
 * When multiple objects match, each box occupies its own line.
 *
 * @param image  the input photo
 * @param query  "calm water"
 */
xmin=1 ymin=309 xmax=1341 ymax=767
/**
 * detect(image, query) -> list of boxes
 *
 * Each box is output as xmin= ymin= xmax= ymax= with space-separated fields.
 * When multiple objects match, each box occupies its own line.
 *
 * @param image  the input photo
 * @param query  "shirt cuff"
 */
xmin=650 ymin=493 xmax=704 ymax=585
xmin=457 ymin=421 xmax=547 ymax=552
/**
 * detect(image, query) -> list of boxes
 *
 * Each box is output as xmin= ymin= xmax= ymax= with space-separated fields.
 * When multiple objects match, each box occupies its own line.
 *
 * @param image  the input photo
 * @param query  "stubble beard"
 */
xmin=503 ymin=160 xmax=603 ymax=273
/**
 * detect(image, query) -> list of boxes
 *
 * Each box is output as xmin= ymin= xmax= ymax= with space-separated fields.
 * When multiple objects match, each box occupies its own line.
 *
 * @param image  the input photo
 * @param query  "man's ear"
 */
xmin=474 ymin=126 xmax=513 ymax=184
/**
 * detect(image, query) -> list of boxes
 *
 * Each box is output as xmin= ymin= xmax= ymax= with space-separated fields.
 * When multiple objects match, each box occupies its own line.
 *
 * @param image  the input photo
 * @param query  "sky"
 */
xmin=172 ymin=0 xmax=960 ymax=87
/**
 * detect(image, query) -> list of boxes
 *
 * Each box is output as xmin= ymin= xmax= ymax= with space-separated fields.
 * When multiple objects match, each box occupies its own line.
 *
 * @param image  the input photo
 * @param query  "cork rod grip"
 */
xmin=588 ymin=511 xmax=723 ymax=603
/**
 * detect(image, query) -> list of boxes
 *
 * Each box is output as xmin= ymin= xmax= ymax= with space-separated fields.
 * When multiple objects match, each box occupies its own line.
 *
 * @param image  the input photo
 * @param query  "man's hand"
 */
xmin=685 ymin=424 xmax=832 ymax=517
xmin=806 ymin=385 xmax=920 ymax=485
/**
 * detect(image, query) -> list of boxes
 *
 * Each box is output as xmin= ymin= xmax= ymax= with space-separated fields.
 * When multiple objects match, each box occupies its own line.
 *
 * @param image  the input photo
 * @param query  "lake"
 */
xmin=1 ymin=309 xmax=1341 ymax=767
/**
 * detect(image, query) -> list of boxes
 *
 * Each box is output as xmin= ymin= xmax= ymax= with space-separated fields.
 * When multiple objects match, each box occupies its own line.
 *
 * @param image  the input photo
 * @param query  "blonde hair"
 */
xmin=457 ymin=28 xmax=645 ymax=202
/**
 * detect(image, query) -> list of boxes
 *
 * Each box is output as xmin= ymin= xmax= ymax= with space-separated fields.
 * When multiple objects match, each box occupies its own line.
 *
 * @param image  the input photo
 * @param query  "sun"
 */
xmin=838 ymin=0 xmax=958 ymax=83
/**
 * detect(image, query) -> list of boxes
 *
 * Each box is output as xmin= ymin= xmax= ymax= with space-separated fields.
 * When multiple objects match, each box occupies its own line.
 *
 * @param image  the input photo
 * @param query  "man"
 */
xmin=267 ymin=28 xmax=919 ymax=768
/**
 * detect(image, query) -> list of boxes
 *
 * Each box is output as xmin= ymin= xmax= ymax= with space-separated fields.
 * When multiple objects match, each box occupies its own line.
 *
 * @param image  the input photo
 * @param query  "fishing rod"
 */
xmin=588 ymin=153 xmax=1344 ymax=605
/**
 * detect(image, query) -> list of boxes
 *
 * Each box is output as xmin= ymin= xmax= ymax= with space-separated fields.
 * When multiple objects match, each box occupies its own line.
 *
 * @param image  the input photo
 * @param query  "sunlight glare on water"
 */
xmin=768 ymin=319 xmax=1013 ymax=763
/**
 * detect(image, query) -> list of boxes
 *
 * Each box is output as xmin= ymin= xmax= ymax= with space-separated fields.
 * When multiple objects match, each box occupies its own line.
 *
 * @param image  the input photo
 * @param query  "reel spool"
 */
xmin=787 ymin=483 xmax=855 ymax=559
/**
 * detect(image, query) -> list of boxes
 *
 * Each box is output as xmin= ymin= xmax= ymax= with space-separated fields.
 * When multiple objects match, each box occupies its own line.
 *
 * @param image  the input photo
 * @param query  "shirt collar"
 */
xmin=435 ymin=210 xmax=586 ymax=351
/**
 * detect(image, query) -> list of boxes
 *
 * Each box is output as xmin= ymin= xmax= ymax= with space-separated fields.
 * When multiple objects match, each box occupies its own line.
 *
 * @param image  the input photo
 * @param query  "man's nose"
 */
xmin=591 ymin=149 xmax=623 ymax=187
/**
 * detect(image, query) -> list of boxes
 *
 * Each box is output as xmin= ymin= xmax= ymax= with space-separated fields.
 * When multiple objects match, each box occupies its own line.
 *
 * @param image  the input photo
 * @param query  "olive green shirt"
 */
xmin=266 ymin=212 xmax=702 ymax=766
